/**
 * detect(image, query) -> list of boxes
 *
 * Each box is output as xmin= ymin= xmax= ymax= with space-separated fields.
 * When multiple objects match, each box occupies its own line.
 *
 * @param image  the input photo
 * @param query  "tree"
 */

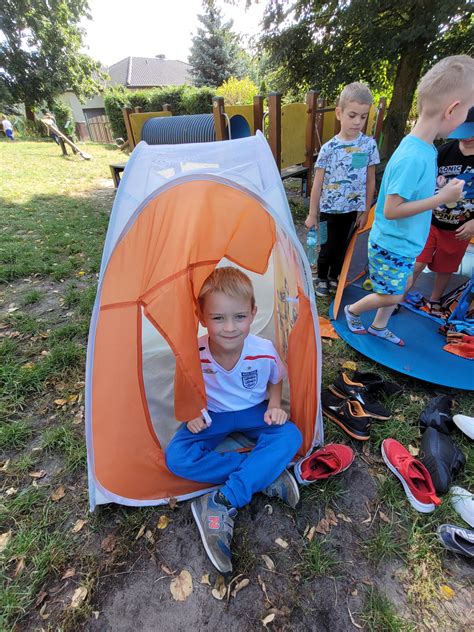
xmin=188 ymin=1 xmax=248 ymax=87
xmin=0 ymin=0 xmax=103 ymax=120
xmin=257 ymin=0 xmax=474 ymax=159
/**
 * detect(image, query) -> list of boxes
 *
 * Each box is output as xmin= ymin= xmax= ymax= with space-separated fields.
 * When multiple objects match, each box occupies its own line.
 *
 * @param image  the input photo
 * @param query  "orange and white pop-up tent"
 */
xmin=86 ymin=132 xmax=323 ymax=509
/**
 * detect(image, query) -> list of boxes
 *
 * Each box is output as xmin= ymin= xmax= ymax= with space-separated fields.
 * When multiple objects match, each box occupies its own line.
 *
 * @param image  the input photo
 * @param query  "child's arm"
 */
xmin=384 ymin=178 xmax=464 ymax=220
xmin=264 ymin=381 xmax=288 ymax=425
xmin=305 ymin=168 xmax=325 ymax=228
xmin=455 ymin=218 xmax=474 ymax=241
xmin=356 ymin=164 xmax=376 ymax=228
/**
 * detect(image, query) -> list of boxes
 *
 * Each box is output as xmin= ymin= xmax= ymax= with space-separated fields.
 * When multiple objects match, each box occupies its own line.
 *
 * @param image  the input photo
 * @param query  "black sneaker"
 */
xmin=352 ymin=371 xmax=403 ymax=396
xmin=420 ymin=427 xmax=466 ymax=494
xmin=329 ymin=372 xmax=391 ymax=420
xmin=321 ymin=390 xmax=372 ymax=441
xmin=419 ymin=395 xmax=454 ymax=434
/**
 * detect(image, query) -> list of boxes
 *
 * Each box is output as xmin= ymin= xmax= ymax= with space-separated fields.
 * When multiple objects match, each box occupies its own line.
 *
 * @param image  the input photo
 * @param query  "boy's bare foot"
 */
xmin=368 ymin=326 xmax=404 ymax=346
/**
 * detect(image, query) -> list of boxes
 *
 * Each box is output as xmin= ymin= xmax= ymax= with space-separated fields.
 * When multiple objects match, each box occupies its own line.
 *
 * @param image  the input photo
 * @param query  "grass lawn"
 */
xmin=1 ymin=139 xmax=473 ymax=631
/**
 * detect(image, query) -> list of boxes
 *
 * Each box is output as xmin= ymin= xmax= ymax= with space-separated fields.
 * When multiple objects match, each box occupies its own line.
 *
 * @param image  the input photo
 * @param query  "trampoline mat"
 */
xmin=330 ymin=283 xmax=474 ymax=391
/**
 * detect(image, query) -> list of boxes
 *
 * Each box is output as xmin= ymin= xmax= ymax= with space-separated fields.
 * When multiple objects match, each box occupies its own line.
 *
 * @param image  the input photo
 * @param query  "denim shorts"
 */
xmin=368 ymin=240 xmax=415 ymax=295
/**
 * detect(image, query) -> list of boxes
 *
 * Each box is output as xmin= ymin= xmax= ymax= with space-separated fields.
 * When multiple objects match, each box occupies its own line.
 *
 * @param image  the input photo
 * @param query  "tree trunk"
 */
xmin=25 ymin=103 xmax=35 ymax=121
xmin=380 ymin=44 xmax=427 ymax=162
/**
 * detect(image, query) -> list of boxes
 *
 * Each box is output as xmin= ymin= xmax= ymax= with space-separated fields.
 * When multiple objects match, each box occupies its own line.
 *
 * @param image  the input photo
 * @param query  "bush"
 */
xmin=12 ymin=117 xmax=46 ymax=139
xmin=181 ymin=86 xmax=214 ymax=114
xmin=104 ymin=85 xmax=128 ymax=139
xmin=216 ymin=77 xmax=258 ymax=105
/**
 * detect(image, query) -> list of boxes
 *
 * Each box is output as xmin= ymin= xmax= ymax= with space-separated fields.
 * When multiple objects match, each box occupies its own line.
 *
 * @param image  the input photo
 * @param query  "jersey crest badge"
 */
xmin=241 ymin=369 xmax=258 ymax=389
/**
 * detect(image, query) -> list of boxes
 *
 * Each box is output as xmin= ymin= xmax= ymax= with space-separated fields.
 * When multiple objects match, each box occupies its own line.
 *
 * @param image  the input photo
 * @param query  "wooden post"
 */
xmin=315 ymin=97 xmax=325 ymax=152
xmin=333 ymin=105 xmax=341 ymax=136
xmin=134 ymin=106 xmax=143 ymax=113
xmin=162 ymin=103 xmax=172 ymax=112
xmin=373 ymin=97 xmax=387 ymax=144
xmin=122 ymin=107 xmax=135 ymax=148
xmin=253 ymin=95 xmax=264 ymax=134
xmin=59 ymin=137 xmax=68 ymax=156
xmin=303 ymin=90 xmax=318 ymax=195
xmin=268 ymin=92 xmax=282 ymax=171
xmin=212 ymin=96 xmax=228 ymax=141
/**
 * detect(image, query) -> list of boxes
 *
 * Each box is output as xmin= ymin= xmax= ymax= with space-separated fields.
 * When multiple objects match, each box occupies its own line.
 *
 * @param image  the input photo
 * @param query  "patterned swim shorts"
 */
xmin=368 ymin=241 xmax=415 ymax=295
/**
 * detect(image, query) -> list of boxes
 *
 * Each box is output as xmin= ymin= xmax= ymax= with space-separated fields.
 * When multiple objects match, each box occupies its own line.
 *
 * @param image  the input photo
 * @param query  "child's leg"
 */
xmin=431 ymin=273 xmax=452 ymax=302
xmin=316 ymin=212 xmax=332 ymax=280
xmin=328 ymin=211 xmax=358 ymax=280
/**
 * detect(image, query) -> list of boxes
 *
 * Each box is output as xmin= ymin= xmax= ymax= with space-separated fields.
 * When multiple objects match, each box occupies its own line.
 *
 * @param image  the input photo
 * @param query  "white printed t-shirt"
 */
xmin=198 ymin=334 xmax=286 ymax=413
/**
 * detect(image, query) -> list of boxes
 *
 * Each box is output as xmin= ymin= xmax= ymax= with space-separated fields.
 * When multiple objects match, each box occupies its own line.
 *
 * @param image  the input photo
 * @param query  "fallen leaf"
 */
xmin=68 ymin=394 xmax=79 ymax=404
xmin=170 ymin=570 xmax=193 ymax=601
xmin=29 ymin=470 xmax=46 ymax=479
xmin=0 ymin=459 xmax=10 ymax=472
xmin=275 ymin=537 xmax=288 ymax=549
xmin=93 ymin=611 xmax=100 ymax=619
xmin=135 ymin=524 xmax=146 ymax=540
xmin=22 ymin=362 xmax=35 ymax=369
xmin=161 ymin=564 xmax=173 ymax=576
xmin=315 ymin=518 xmax=330 ymax=535
xmin=379 ymin=511 xmax=391 ymax=524
xmin=54 ymin=398 xmax=68 ymax=406
xmin=201 ymin=573 xmax=211 ymax=585
xmin=100 ymin=534 xmax=116 ymax=552
xmin=351 ymin=588 xmax=358 ymax=596
xmin=6 ymin=487 xmax=18 ymax=496
xmin=262 ymin=613 xmax=275 ymax=627
xmin=157 ymin=515 xmax=170 ymax=530
xmin=326 ymin=509 xmax=338 ymax=526
xmin=14 ymin=557 xmax=25 ymax=578
xmin=0 ymin=530 xmax=12 ymax=553
xmin=232 ymin=577 xmax=250 ymax=598
xmin=35 ymin=591 xmax=48 ymax=607
xmin=73 ymin=407 xmax=84 ymax=425
xmin=50 ymin=486 xmax=66 ymax=501
xmin=342 ymin=360 xmax=357 ymax=371
xmin=408 ymin=444 xmax=420 ymax=457
xmin=72 ymin=519 xmax=88 ymax=533
xmin=306 ymin=526 xmax=316 ymax=542
xmin=39 ymin=603 xmax=49 ymax=620
xmin=77 ymin=271 xmax=86 ymax=276
xmin=440 ymin=584 xmax=455 ymax=600
xmin=7 ymin=306 xmax=19 ymax=313
xmin=211 ymin=574 xmax=226 ymax=600
xmin=261 ymin=554 xmax=275 ymax=571
xmin=337 ymin=513 xmax=352 ymax=523
xmin=62 ymin=568 xmax=76 ymax=580
xmin=168 ymin=497 xmax=178 ymax=510
xmin=70 ymin=586 xmax=88 ymax=609
xmin=145 ymin=530 xmax=155 ymax=544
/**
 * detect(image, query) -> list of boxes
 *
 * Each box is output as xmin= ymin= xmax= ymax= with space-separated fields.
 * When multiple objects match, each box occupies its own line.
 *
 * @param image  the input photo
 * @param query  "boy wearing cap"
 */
xmin=412 ymin=107 xmax=474 ymax=312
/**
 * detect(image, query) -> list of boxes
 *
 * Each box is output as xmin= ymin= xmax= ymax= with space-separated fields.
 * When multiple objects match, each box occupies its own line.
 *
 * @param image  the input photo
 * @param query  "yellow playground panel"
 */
xmin=224 ymin=105 xmax=255 ymax=136
xmin=129 ymin=111 xmax=172 ymax=146
xmin=320 ymin=103 xmax=379 ymax=144
xmin=280 ymin=103 xmax=308 ymax=170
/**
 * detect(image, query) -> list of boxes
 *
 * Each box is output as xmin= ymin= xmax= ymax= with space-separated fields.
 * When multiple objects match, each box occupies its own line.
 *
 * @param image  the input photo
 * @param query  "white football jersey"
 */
xmin=198 ymin=334 xmax=286 ymax=413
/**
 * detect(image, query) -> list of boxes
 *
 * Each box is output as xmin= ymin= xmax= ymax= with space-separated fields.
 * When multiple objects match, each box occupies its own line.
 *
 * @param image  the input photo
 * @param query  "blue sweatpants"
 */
xmin=165 ymin=401 xmax=302 ymax=509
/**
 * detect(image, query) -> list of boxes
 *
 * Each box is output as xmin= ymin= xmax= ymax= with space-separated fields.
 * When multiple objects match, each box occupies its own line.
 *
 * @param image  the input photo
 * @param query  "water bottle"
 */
xmin=306 ymin=227 xmax=317 ymax=266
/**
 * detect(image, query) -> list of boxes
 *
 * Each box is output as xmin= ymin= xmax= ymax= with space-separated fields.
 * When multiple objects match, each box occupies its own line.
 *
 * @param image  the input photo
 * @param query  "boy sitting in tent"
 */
xmin=165 ymin=267 xmax=302 ymax=575
xmin=344 ymin=55 xmax=474 ymax=346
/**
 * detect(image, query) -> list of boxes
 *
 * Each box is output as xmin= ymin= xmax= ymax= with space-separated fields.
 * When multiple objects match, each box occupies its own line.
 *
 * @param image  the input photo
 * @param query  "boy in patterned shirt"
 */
xmin=165 ymin=267 xmax=302 ymax=575
xmin=305 ymin=82 xmax=380 ymax=296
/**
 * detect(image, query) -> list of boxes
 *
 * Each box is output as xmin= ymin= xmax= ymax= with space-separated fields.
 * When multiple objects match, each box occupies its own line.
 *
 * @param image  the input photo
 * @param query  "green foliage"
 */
xmin=188 ymin=0 xmax=248 ymax=87
xmin=0 ymin=0 xmax=105 ymax=112
xmin=51 ymin=98 xmax=75 ymax=137
xmin=216 ymin=76 xmax=258 ymax=105
xmin=103 ymin=85 xmax=129 ymax=139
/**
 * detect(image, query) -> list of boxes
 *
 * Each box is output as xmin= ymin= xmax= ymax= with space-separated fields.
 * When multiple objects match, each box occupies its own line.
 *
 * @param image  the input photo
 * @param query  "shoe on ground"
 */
xmin=321 ymin=389 xmax=372 ymax=441
xmin=351 ymin=370 xmax=402 ymax=396
xmin=453 ymin=414 xmax=474 ymax=440
xmin=437 ymin=524 xmax=474 ymax=558
xmin=293 ymin=444 xmax=354 ymax=485
xmin=420 ymin=427 xmax=465 ymax=494
xmin=328 ymin=278 xmax=338 ymax=293
xmin=329 ymin=372 xmax=391 ymax=420
xmin=262 ymin=468 xmax=300 ymax=508
xmin=451 ymin=486 xmax=474 ymax=528
xmin=315 ymin=278 xmax=329 ymax=297
xmin=191 ymin=491 xmax=237 ymax=575
xmin=419 ymin=395 xmax=453 ymax=434
xmin=381 ymin=438 xmax=441 ymax=513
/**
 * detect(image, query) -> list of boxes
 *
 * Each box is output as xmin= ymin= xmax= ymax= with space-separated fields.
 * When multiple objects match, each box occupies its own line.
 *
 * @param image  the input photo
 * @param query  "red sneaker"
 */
xmin=381 ymin=439 xmax=441 ymax=513
xmin=293 ymin=444 xmax=355 ymax=485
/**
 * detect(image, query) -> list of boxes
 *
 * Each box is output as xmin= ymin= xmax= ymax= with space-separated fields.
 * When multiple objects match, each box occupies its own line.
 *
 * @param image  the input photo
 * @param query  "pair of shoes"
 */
xmin=315 ymin=278 xmax=329 ymax=297
xmin=293 ymin=444 xmax=354 ymax=485
xmin=453 ymin=414 xmax=474 ymax=440
xmin=352 ymin=371 xmax=403 ymax=397
xmin=321 ymin=390 xmax=372 ymax=440
xmin=437 ymin=524 xmax=474 ymax=558
xmin=329 ymin=372 xmax=391 ymax=420
xmin=420 ymin=427 xmax=465 ymax=494
xmin=381 ymin=438 xmax=441 ymax=513
xmin=451 ymin=486 xmax=474 ymax=527
xmin=191 ymin=469 xmax=299 ymax=574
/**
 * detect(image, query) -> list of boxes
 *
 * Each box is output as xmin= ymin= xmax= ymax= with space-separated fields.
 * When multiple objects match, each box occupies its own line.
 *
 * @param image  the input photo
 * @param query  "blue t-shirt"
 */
xmin=316 ymin=133 xmax=380 ymax=214
xmin=370 ymin=135 xmax=437 ymax=258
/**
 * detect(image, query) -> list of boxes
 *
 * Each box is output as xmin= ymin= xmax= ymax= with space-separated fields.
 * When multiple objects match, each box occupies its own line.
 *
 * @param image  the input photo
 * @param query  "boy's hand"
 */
xmin=356 ymin=211 xmax=369 ymax=229
xmin=455 ymin=218 xmax=474 ymax=241
xmin=186 ymin=415 xmax=208 ymax=434
xmin=304 ymin=214 xmax=316 ymax=229
xmin=437 ymin=178 xmax=464 ymax=205
xmin=264 ymin=407 xmax=288 ymax=425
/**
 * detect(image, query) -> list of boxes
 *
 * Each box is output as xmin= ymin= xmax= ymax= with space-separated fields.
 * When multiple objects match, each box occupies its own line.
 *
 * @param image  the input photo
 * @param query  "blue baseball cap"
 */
xmin=448 ymin=106 xmax=474 ymax=139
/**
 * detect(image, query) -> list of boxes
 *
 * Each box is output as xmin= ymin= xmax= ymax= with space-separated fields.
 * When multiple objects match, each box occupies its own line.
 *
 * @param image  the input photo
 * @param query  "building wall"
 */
xmin=60 ymin=92 xmax=105 ymax=123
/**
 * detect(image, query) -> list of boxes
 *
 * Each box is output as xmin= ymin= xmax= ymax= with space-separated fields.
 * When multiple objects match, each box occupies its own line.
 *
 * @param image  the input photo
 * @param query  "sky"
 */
xmin=81 ymin=0 xmax=267 ymax=67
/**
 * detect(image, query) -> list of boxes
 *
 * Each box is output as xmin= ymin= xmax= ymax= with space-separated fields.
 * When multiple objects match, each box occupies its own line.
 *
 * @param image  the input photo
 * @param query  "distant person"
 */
xmin=344 ymin=55 xmax=474 ymax=346
xmin=305 ymin=82 xmax=380 ymax=296
xmin=43 ymin=111 xmax=60 ymax=145
xmin=1 ymin=116 xmax=14 ymax=140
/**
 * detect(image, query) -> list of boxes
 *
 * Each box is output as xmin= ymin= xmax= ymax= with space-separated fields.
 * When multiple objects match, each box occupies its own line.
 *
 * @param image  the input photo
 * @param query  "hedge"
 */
xmin=104 ymin=85 xmax=215 ymax=140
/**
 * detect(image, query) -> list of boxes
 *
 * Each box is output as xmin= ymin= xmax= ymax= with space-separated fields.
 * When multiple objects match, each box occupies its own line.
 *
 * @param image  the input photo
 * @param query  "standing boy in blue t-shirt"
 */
xmin=345 ymin=55 xmax=474 ymax=345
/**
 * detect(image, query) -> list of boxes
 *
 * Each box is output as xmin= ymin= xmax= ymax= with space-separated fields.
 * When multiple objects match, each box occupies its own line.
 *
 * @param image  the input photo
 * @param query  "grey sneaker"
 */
xmin=191 ymin=491 xmax=237 ymax=575
xmin=315 ymin=279 xmax=329 ymax=297
xmin=262 ymin=469 xmax=300 ymax=508
xmin=328 ymin=278 xmax=338 ymax=292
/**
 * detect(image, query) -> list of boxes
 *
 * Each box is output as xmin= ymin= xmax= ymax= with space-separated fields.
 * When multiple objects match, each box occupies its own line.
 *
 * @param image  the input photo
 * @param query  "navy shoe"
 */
xmin=420 ymin=427 xmax=465 ymax=494
xmin=191 ymin=491 xmax=237 ymax=575
xmin=322 ymin=389 xmax=372 ymax=441
xmin=329 ymin=372 xmax=391 ymax=420
xmin=351 ymin=371 xmax=402 ymax=396
xmin=262 ymin=469 xmax=300 ymax=508
xmin=437 ymin=524 xmax=474 ymax=558
xmin=419 ymin=395 xmax=454 ymax=434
